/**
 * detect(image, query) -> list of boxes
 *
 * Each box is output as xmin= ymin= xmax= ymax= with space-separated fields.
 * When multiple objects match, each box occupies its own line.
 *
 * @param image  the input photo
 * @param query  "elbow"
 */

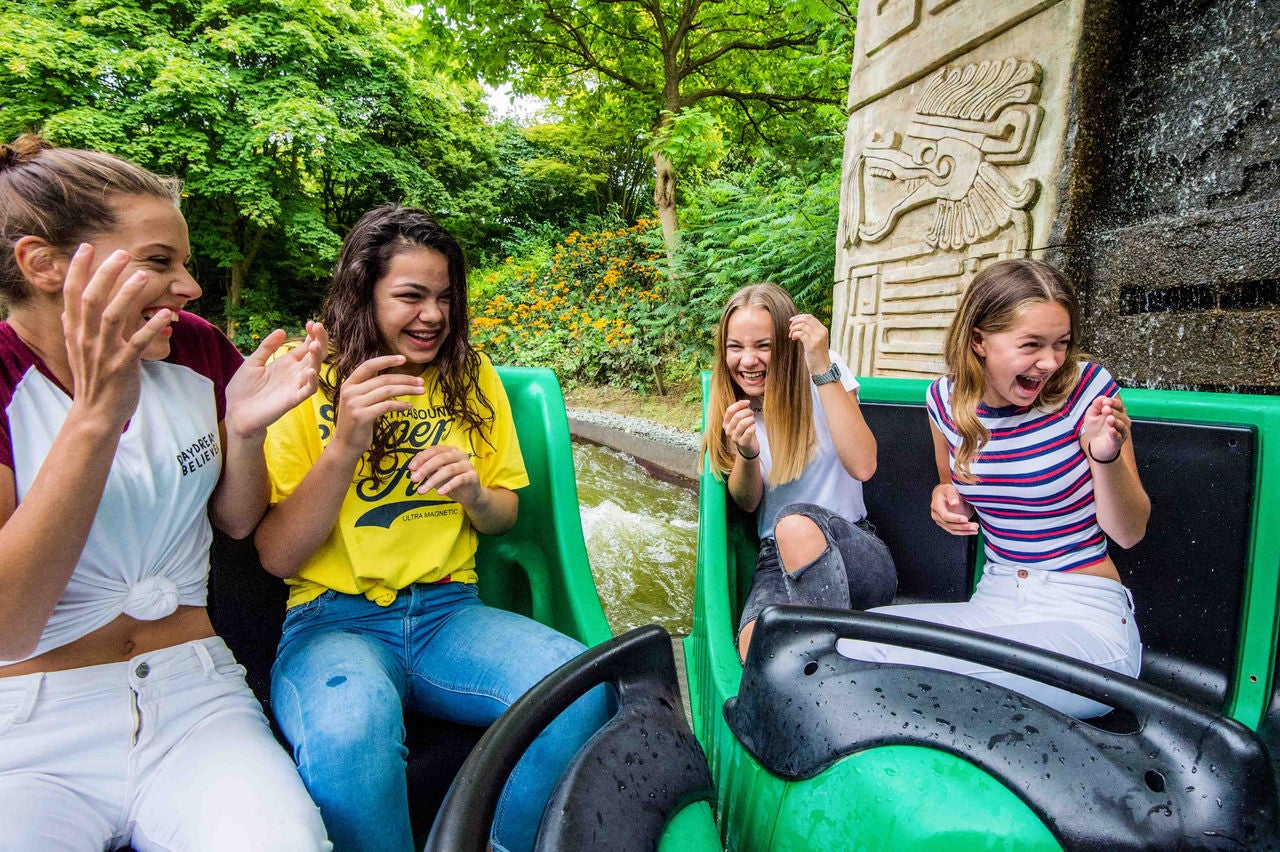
xmin=216 ymin=515 xmax=259 ymax=542
xmin=253 ymin=529 xmax=300 ymax=579
xmin=845 ymin=456 xmax=877 ymax=483
xmin=1114 ymin=517 xmax=1150 ymax=550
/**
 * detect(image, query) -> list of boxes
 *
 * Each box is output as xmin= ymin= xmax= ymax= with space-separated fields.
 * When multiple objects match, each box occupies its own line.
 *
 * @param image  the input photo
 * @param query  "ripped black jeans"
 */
xmin=737 ymin=502 xmax=897 ymax=637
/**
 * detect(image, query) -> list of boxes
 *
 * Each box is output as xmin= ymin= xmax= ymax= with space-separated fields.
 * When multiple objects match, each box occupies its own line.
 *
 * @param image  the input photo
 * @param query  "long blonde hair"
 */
xmin=945 ymin=258 xmax=1083 ymax=481
xmin=702 ymin=283 xmax=814 ymax=485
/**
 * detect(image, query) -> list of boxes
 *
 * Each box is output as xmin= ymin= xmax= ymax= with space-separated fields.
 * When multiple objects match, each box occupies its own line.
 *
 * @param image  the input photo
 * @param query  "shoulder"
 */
xmin=166 ymin=312 xmax=243 ymax=379
xmin=926 ymin=375 xmax=951 ymax=411
xmin=1068 ymin=361 xmax=1120 ymax=406
xmin=0 ymin=323 xmax=38 ymax=396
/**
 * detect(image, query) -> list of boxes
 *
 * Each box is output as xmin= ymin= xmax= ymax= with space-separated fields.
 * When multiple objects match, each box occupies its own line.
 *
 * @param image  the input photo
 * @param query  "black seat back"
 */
xmin=861 ymin=402 xmax=974 ymax=604
xmin=1114 ymin=419 xmax=1255 ymax=709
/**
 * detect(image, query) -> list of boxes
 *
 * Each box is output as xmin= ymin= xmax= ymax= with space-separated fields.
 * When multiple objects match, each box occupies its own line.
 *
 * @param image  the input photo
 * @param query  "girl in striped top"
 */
xmin=837 ymin=259 xmax=1150 ymax=718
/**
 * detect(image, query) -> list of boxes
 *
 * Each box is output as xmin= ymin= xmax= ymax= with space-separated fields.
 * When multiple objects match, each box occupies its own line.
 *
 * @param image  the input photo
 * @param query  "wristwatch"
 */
xmin=812 ymin=362 xmax=841 ymax=386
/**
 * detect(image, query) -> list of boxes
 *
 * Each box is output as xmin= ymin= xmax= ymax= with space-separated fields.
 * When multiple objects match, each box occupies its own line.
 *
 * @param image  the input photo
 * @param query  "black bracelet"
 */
xmin=737 ymin=446 xmax=760 ymax=460
xmin=1086 ymin=442 xmax=1120 ymax=464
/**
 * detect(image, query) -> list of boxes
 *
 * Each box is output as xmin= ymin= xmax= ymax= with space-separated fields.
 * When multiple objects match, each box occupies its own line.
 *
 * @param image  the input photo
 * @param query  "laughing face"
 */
xmin=724 ymin=306 xmax=774 ymax=399
xmin=373 ymin=246 xmax=452 ymax=374
xmin=93 ymin=194 xmax=201 ymax=360
xmin=971 ymin=300 xmax=1071 ymax=409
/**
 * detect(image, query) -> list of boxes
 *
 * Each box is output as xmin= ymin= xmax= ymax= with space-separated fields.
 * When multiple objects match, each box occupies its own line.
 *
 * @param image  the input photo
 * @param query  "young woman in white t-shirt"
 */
xmin=702 ymin=283 xmax=897 ymax=661
xmin=0 ymin=135 xmax=328 ymax=848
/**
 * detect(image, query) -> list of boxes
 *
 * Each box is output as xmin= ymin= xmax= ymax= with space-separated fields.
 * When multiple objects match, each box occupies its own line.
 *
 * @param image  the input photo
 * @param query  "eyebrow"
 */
xmin=139 ymin=243 xmax=191 ymax=263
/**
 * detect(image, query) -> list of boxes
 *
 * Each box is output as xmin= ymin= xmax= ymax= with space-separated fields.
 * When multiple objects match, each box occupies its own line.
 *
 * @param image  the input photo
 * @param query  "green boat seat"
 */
xmin=426 ymin=625 xmax=720 ymax=852
xmin=687 ymin=375 xmax=1280 ymax=850
xmin=207 ymin=366 xmax=612 ymax=845
xmin=728 ymin=606 xmax=1279 ymax=849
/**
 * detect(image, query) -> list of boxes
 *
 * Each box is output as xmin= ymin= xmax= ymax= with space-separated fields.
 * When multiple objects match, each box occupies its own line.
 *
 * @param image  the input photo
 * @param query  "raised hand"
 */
xmin=1081 ymin=395 xmax=1131 ymax=464
xmin=407 ymin=445 xmax=480 ymax=505
xmin=788 ymin=313 xmax=832 ymax=376
xmin=723 ymin=398 xmax=759 ymax=459
xmin=931 ymin=483 xmax=978 ymax=536
xmin=225 ymin=321 xmax=327 ymax=440
xmin=61 ymin=245 xmax=175 ymax=428
xmin=331 ymin=355 xmax=425 ymax=457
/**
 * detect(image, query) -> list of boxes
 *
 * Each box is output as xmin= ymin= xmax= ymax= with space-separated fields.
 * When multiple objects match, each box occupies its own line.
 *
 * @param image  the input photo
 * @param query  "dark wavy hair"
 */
xmin=320 ymin=204 xmax=493 ymax=484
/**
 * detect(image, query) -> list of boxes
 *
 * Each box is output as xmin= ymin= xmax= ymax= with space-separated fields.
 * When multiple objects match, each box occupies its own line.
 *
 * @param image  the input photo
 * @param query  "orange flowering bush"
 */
xmin=471 ymin=220 xmax=670 ymax=391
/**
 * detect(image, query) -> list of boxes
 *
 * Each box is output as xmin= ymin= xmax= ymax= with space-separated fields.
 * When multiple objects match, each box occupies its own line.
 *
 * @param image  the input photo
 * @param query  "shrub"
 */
xmin=470 ymin=220 xmax=672 ymax=392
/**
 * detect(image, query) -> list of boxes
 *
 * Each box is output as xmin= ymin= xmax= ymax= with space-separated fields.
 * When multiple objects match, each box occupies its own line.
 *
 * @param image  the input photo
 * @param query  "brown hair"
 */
xmin=702 ymin=283 xmax=814 ymax=485
xmin=944 ymin=258 xmax=1083 ymax=481
xmin=320 ymin=203 xmax=493 ymax=485
xmin=0 ymin=134 xmax=181 ymax=307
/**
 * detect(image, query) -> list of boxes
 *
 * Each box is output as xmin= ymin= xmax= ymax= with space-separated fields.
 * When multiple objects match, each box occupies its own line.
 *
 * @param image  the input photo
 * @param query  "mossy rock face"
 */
xmin=1058 ymin=0 xmax=1280 ymax=393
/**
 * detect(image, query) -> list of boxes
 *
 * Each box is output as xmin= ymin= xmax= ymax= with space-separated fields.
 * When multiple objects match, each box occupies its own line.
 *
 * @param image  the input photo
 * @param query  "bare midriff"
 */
xmin=0 ymin=606 xmax=215 ymax=678
xmin=1067 ymin=555 xmax=1123 ymax=584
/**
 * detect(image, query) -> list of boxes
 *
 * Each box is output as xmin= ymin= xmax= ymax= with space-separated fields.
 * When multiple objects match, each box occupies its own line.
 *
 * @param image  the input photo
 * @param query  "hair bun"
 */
xmin=0 ymin=134 xmax=53 ymax=171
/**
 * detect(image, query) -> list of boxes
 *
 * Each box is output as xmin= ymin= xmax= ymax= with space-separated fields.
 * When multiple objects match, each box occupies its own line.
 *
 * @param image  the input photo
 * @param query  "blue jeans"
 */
xmin=271 ymin=582 xmax=608 ymax=852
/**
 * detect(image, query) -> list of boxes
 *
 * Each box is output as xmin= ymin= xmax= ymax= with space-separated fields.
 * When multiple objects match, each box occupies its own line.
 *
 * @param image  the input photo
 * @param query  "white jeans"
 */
xmin=0 ymin=637 xmax=330 ymax=851
xmin=837 ymin=564 xmax=1142 ymax=718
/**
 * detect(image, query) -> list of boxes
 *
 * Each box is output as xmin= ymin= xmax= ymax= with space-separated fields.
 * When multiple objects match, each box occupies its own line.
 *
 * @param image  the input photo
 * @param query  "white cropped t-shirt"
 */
xmin=0 ymin=313 xmax=242 ymax=664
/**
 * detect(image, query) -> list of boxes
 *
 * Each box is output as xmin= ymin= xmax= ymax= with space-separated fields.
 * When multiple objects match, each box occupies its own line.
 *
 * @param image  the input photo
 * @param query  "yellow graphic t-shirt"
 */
xmin=264 ymin=353 xmax=529 ymax=609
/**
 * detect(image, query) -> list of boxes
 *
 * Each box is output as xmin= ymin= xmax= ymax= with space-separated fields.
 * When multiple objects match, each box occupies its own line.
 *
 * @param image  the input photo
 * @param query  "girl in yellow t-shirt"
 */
xmin=257 ymin=204 xmax=607 ymax=852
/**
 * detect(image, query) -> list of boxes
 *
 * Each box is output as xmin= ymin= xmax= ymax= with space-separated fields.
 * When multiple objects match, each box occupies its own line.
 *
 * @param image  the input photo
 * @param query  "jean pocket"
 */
xmin=281 ymin=590 xmax=336 ymax=634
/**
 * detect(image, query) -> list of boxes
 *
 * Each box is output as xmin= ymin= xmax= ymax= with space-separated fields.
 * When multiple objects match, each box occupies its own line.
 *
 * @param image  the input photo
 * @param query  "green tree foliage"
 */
xmin=0 ymin=0 xmax=499 ymax=341
xmin=667 ymin=142 xmax=844 ymax=368
xmin=430 ymin=0 xmax=854 ymax=258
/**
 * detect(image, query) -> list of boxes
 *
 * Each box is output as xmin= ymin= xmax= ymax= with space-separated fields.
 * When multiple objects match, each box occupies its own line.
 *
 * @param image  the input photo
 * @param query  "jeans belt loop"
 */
xmin=14 ymin=672 xmax=44 ymax=725
xmin=191 ymin=638 xmax=217 ymax=676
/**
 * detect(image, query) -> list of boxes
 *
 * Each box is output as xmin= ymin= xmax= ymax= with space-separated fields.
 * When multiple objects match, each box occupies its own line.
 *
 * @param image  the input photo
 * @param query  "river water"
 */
xmin=572 ymin=442 xmax=698 ymax=636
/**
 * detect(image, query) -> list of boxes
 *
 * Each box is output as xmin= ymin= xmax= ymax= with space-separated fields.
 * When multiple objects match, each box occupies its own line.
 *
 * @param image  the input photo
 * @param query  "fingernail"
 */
xmin=75 ymin=243 xmax=91 ymax=257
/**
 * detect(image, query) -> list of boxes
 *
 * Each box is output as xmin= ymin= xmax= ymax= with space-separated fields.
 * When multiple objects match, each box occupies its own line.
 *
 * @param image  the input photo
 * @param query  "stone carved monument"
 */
xmin=836 ymin=0 xmax=1280 ymax=390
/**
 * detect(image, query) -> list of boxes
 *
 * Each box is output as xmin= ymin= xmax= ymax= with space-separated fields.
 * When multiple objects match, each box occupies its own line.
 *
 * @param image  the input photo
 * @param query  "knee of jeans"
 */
xmin=774 ymin=514 xmax=827 ymax=571
xmin=275 ymin=673 xmax=404 ymax=756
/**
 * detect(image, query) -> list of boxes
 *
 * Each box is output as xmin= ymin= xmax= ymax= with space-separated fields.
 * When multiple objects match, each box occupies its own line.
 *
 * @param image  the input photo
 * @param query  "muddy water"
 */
xmin=572 ymin=442 xmax=697 ymax=635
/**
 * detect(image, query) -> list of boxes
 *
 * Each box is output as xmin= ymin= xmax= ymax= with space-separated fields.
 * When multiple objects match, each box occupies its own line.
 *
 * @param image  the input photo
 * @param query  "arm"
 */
xmin=929 ymin=420 xmax=979 ymax=536
xmin=722 ymin=398 xmax=764 ymax=512
xmin=208 ymin=324 xmax=325 ymax=538
xmin=789 ymin=316 xmax=875 ymax=481
xmin=254 ymin=354 xmax=426 ymax=578
xmin=0 ymin=247 xmax=177 ymax=659
xmin=1080 ymin=395 xmax=1150 ymax=549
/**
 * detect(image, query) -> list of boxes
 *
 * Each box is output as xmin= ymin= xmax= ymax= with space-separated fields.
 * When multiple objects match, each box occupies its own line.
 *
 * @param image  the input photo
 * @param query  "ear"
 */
xmin=13 ymin=236 xmax=69 ymax=295
xmin=970 ymin=328 xmax=987 ymax=359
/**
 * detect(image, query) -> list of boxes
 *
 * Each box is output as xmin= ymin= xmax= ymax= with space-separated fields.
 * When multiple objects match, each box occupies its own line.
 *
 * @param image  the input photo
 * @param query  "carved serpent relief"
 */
xmin=837 ymin=58 xmax=1045 ymax=377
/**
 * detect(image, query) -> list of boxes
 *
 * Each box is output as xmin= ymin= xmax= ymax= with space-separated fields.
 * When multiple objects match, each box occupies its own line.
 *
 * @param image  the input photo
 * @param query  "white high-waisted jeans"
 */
xmin=0 ymin=636 xmax=329 ymax=851
xmin=836 ymin=563 xmax=1142 ymax=718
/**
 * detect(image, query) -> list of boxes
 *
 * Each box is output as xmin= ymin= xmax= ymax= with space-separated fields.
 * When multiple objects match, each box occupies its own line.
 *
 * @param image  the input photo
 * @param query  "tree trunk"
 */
xmin=227 ymin=260 xmax=244 ymax=340
xmin=225 ymin=225 xmax=266 ymax=341
xmin=653 ymin=149 xmax=678 ymax=262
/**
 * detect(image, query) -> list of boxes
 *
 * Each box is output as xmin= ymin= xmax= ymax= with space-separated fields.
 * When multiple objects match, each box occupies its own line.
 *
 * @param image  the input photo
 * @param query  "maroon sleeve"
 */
xmin=165 ymin=312 xmax=244 ymax=422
